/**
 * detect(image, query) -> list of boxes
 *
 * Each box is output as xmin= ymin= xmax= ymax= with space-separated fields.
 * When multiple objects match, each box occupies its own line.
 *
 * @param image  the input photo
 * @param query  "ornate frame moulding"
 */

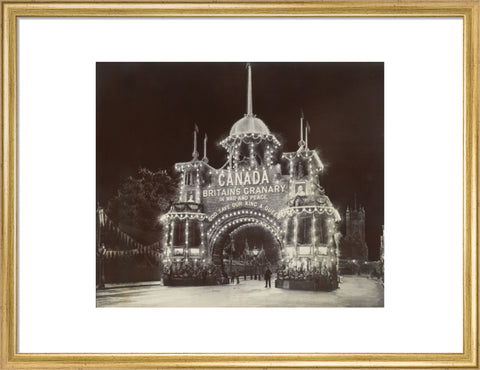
xmin=1 ymin=1 xmax=478 ymax=368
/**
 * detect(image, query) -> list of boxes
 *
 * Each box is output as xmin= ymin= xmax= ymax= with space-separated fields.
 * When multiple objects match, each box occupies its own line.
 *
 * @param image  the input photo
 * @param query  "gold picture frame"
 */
xmin=1 ymin=1 xmax=478 ymax=368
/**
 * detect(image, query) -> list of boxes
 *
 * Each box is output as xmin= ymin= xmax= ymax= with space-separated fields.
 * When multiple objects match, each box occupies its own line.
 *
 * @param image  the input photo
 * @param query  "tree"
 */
xmin=339 ymin=234 xmax=368 ymax=261
xmin=106 ymin=168 xmax=178 ymax=244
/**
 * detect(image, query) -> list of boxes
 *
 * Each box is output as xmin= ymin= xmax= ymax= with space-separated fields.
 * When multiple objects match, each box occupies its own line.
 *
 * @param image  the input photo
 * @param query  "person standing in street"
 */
xmin=264 ymin=267 xmax=272 ymax=288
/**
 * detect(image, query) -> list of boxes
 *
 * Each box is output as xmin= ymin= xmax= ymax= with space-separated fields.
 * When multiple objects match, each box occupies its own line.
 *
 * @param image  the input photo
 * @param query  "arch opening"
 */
xmin=207 ymin=209 xmax=283 ymax=276
xmin=212 ymin=223 xmax=282 ymax=278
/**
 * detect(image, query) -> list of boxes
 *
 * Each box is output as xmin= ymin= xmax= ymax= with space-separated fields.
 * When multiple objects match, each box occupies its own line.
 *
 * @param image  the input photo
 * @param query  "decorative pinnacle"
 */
xmin=298 ymin=110 xmax=305 ymax=149
xmin=202 ymin=134 xmax=209 ymax=163
xmin=246 ymin=63 xmax=253 ymax=116
xmin=192 ymin=124 xmax=199 ymax=160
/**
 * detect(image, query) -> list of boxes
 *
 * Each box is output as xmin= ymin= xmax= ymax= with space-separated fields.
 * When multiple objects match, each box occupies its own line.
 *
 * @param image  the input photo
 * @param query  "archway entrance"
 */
xmin=207 ymin=208 xmax=283 ymax=277
xmin=222 ymin=224 xmax=281 ymax=279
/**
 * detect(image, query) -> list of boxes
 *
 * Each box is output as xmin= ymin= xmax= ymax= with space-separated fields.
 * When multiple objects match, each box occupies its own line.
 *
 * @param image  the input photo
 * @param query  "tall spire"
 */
xmin=300 ymin=110 xmax=304 ymax=142
xmin=192 ymin=124 xmax=199 ymax=160
xmin=298 ymin=110 xmax=305 ymax=149
xmin=305 ymin=120 xmax=310 ymax=150
xmin=202 ymin=133 xmax=209 ymax=163
xmin=246 ymin=63 xmax=253 ymax=116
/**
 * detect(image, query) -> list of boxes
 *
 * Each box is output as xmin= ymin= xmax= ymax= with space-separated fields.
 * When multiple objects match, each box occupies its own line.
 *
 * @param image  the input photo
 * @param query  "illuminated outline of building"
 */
xmin=160 ymin=64 xmax=341 ymax=289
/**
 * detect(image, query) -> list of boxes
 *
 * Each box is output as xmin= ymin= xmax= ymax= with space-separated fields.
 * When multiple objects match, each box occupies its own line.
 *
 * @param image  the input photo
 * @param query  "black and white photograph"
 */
xmin=96 ymin=62 xmax=384 ymax=307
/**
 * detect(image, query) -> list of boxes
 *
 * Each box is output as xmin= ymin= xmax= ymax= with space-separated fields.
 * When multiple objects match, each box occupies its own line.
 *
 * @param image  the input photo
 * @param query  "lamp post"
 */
xmin=97 ymin=243 xmax=106 ymax=289
xmin=96 ymin=206 xmax=106 ymax=289
xmin=243 ymin=250 xmax=247 ymax=280
xmin=252 ymin=247 xmax=259 ymax=279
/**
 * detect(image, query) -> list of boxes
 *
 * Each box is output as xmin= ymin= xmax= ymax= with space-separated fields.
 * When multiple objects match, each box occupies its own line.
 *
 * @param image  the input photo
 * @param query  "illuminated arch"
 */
xmin=206 ymin=207 xmax=283 ymax=264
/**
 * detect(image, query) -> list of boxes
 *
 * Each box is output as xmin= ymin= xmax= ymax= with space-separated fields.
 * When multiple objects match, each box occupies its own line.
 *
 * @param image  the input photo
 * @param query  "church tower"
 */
xmin=340 ymin=202 xmax=368 ymax=261
xmin=346 ymin=205 xmax=365 ymax=242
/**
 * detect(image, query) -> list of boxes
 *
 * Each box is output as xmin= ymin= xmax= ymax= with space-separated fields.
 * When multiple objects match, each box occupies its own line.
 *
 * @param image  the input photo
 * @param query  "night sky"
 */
xmin=97 ymin=62 xmax=384 ymax=260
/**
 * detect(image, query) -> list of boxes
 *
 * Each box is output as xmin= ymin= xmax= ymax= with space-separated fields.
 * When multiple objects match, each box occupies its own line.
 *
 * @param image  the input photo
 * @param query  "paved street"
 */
xmin=96 ymin=276 xmax=383 ymax=307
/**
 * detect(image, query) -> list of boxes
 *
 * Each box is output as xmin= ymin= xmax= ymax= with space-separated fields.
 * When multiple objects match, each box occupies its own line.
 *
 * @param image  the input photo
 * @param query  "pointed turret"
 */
xmin=298 ymin=110 xmax=306 ymax=150
xmin=202 ymin=133 xmax=209 ymax=163
xmin=220 ymin=63 xmax=280 ymax=150
xmin=305 ymin=120 xmax=310 ymax=150
xmin=192 ymin=124 xmax=199 ymax=160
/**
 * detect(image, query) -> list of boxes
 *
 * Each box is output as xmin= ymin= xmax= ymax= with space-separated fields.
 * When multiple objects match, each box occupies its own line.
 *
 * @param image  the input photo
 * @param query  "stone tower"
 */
xmin=340 ymin=204 xmax=368 ymax=261
xmin=346 ymin=206 xmax=365 ymax=241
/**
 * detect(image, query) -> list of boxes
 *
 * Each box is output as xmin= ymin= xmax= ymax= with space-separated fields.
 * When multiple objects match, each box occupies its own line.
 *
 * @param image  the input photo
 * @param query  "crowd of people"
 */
xmin=164 ymin=260 xmax=278 ymax=287
xmin=277 ymin=264 xmax=338 ymax=290
xmin=228 ymin=267 xmax=273 ymax=288
xmin=164 ymin=262 xmax=227 ymax=285
xmin=164 ymin=260 xmax=341 ymax=290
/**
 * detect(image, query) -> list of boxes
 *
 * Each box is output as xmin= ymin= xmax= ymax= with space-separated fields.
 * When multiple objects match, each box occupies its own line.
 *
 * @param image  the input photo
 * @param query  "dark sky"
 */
xmin=97 ymin=62 xmax=384 ymax=260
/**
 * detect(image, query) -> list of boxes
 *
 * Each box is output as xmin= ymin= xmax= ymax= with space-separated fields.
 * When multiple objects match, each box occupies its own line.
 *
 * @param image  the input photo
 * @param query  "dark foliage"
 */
xmin=106 ymin=168 xmax=178 ymax=243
